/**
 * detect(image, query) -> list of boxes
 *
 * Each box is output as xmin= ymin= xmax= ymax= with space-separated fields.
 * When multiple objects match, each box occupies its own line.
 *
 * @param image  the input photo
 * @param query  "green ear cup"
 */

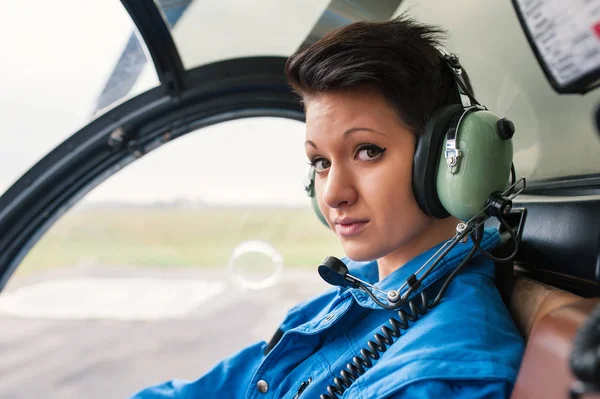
xmin=305 ymin=167 xmax=329 ymax=228
xmin=436 ymin=110 xmax=513 ymax=221
xmin=311 ymin=192 xmax=329 ymax=227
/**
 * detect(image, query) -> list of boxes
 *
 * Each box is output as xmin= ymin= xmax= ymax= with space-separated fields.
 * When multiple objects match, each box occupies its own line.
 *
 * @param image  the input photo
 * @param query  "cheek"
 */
xmin=375 ymin=184 xmax=420 ymax=225
xmin=362 ymin=156 xmax=418 ymax=215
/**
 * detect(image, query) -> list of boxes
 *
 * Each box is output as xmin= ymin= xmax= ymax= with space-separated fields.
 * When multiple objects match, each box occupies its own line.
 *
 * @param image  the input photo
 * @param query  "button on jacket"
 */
xmin=130 ymin=228 xmax=524 ymax=399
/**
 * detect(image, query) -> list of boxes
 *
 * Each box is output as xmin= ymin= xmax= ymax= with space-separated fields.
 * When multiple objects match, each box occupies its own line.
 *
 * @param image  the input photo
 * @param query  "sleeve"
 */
xmin=127 ymin=341 xmax=265 ymax=399
xmin=388 ymin=379 xmax=514 ymax=399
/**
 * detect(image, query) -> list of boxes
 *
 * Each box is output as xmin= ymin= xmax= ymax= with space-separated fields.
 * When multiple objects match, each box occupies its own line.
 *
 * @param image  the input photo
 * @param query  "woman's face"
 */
xmin=304 ymin=88 xmax=436 ymax=263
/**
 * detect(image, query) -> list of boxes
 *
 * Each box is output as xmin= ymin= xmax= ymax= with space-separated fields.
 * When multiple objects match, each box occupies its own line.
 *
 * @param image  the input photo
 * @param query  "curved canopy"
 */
xmin=1 ymin=0 xmax=599 ymax=199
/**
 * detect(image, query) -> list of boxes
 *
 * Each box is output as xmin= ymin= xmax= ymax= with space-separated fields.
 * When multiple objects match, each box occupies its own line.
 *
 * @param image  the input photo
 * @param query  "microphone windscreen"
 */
xmin=318 ymin=256 xmax=352 ymax=288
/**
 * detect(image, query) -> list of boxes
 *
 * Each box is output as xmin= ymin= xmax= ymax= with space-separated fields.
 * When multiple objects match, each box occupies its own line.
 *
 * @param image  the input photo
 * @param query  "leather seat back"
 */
xmin=509 ymin=277 xmax=582 ymax=339
xmin=508 ymin=277 xmax=600 ymax=399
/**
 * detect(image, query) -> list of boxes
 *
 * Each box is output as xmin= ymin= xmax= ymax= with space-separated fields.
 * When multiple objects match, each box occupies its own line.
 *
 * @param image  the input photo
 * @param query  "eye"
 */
xmin=355 ymin=144 xmax=386 ymax=162
xmin=311 ymin=157 xmax=331 ymax=172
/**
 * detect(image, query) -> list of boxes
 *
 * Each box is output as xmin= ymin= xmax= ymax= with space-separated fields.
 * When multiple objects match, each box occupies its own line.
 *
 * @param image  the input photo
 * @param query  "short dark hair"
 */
xmin=284 ymin=14 xmax=474 ymax=135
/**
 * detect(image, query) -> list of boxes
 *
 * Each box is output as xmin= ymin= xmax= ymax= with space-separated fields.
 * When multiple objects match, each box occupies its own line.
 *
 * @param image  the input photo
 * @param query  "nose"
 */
xmin=321 ymin=164 xmax=358 ymax=210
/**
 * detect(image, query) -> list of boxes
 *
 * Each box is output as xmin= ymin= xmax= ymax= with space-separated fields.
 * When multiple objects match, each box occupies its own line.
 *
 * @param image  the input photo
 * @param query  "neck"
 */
xmin=377 ymin=216 xmax=461 ymax=280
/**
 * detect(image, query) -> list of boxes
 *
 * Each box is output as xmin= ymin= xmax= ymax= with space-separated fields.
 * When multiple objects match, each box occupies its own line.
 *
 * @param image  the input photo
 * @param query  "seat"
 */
xmin=508 ymin=277 xmax=582 ymax=339
xmin=508 ymin=276 xmax=600 ymax=399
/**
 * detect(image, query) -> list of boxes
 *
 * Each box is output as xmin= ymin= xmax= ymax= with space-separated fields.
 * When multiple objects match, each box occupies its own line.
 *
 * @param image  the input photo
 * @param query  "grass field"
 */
xmin=14 ymin=206 xmax=344 ymax=277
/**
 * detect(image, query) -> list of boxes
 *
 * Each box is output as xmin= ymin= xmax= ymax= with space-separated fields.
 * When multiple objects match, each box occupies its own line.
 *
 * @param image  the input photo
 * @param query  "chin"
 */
xmin=342 ymin=242 xmax=381 ymax=263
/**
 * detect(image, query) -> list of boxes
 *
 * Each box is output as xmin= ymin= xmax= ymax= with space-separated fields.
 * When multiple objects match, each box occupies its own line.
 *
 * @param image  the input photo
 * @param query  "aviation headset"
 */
xmin=304 ymin=49 xmax=515 ymax=223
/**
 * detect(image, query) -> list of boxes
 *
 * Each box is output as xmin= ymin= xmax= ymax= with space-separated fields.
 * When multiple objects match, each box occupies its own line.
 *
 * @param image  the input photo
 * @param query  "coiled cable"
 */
xmin=320 ymin=245 xmax=478 ymax=399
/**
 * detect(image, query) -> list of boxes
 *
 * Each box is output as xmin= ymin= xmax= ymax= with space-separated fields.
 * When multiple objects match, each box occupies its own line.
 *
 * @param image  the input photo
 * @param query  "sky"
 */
xmin=0 ymin=1 xmax=148 ymax=201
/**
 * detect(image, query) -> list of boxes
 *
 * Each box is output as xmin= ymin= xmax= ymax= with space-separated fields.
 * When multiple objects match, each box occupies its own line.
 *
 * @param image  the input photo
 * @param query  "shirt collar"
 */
xmin=341 ymin=227 xmax=501 ymax=309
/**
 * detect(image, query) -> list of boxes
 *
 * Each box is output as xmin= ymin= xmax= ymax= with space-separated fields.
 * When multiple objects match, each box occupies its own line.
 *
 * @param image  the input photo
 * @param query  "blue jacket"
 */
xmin=130 ymin=228 xmax=524 ymax=398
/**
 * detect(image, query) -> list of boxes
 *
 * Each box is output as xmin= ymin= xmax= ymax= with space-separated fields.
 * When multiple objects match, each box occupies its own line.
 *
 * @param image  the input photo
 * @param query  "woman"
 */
xmin=131 ymin=15 xmax=524 ymax=399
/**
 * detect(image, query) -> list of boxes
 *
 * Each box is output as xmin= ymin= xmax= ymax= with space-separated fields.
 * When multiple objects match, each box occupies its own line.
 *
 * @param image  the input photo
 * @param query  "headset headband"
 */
xmin=436 ymin=47 xmax=481 ymax=108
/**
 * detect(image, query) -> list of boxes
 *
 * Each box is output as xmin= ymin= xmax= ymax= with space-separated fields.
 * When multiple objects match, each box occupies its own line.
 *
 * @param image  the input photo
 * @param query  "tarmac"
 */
xmin=0 ymin=265 xmax=329 ymax=399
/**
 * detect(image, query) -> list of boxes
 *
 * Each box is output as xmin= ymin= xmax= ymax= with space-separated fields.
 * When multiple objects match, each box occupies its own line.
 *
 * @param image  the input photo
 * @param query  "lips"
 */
xmin=333 ymin=217 xmax=369 ymax=237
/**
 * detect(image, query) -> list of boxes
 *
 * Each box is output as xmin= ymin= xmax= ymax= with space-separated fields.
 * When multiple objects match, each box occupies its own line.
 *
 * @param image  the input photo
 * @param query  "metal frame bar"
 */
xmin=523 ymin=174 xmax=600 ymax=195
xmin=121 ymin=0 xmax=185 ymax=93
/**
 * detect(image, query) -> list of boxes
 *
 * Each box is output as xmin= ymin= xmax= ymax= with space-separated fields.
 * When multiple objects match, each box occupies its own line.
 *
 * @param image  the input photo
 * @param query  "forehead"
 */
xmin=304 ymin=89 xmax=400 ymax=135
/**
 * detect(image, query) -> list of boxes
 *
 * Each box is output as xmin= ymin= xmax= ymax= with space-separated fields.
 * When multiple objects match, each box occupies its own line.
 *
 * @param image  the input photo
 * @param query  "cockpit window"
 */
xmin=0 ymin=118 xmax=341 ymax=397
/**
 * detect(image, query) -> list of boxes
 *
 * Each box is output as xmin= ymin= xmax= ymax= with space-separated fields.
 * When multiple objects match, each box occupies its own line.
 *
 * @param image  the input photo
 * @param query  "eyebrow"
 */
xmin=343 ymin=127 xmax=387 ymax=138
xmin=305 ymin=127 xmax=386 ymax=149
